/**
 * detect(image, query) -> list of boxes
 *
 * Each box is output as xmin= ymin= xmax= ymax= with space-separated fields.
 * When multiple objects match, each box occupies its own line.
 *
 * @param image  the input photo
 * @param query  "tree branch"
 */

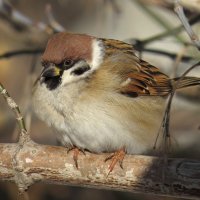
xmin=0 ymin=142 xmax=200 ymax=199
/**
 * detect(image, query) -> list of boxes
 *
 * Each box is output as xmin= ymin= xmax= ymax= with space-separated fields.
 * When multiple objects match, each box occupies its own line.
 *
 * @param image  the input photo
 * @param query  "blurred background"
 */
xmin=0 ymin=0 xmax=200 ymax=199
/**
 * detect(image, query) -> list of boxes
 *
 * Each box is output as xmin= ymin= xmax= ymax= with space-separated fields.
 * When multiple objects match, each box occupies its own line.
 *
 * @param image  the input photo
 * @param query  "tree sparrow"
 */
xmin=32 ymin=32 xmax=200 ymax=170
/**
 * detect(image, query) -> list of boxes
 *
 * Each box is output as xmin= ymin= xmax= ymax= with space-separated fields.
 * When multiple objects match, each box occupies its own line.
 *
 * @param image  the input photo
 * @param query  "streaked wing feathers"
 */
xmin=120 ymin=60 xmax=172 ymax=97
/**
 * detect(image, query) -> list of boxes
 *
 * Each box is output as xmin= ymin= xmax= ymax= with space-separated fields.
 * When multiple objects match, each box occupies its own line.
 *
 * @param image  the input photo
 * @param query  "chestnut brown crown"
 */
xmin=42 ymin=32 xmax=94 ymax=64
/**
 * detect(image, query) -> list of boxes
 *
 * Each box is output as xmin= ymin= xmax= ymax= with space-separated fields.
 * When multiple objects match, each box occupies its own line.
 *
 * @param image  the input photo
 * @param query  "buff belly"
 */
xmin=33 ymin=83 xmax=166 ymax=154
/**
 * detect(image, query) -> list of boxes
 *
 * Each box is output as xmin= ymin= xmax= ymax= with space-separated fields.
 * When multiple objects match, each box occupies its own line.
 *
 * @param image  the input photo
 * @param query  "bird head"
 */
xmin=40 ymin=32 xmax=104 ymax=90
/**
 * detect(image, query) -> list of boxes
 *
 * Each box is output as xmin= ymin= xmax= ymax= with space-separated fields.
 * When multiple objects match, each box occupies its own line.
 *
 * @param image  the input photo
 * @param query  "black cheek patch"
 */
xmin=71 ymin=65 xmax=91 ymax=76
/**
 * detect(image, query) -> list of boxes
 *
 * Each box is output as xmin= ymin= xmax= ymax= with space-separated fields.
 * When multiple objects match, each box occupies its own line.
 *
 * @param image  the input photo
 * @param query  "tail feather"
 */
xmin=173 ymin=77 xmax=200 ymax=89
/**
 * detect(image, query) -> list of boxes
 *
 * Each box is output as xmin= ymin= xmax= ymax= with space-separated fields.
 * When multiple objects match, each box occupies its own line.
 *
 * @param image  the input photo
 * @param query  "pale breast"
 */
xmin=33 ymin=81 xmax=166 ymax=154
xmin=53 ymin=88 xmax=166 ymax=154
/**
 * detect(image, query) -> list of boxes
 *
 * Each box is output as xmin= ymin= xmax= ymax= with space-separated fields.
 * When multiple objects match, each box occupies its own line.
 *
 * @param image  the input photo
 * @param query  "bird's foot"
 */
xmin=67 ymin=147 xmax=85 ymax=169
xmin=105 ymin=147 xmax=126 ymax=175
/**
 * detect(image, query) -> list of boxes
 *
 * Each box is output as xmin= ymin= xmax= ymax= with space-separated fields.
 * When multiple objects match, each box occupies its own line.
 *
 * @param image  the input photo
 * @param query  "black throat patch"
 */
xmin=41 ymin=70 xmax=63 ymax=90
xmin=43 ymin=76 xmax=62 ymax=90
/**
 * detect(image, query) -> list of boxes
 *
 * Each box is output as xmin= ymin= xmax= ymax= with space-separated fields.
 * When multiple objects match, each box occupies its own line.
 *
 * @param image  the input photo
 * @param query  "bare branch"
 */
xmin=0 ymin=83 xmax=28 ymax=142
xmin=0 ymin=142 xmax=200 ymax=199
xmin=45 ymin=4 xmax=65 ymax=32
xmin=0 ymin=49 xmax=43 ymax=59
xmin=174 ymin=1 xmax=200 ymax=50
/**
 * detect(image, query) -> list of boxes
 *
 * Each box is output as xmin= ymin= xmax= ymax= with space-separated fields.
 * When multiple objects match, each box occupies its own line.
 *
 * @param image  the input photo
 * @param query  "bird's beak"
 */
xmin=41 ymin=64 xmax=61 ymax=78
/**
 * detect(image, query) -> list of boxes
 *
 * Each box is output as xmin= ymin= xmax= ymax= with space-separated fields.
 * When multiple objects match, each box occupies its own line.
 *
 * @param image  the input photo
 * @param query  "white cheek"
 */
xmin=60 ymin=62 xmax=91 ymax=86
xmin=61 ymin=70 xmax=77 ymax=86
xmin=90 ymin=39 xmax=104 ymax=70
xmin=61 ymin=39 xmax=104 ymax=86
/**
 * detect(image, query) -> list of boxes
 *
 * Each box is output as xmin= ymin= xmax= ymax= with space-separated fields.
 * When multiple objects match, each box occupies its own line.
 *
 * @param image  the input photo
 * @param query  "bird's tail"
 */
xmin=172 ymin=76 xmax=200 ymax=89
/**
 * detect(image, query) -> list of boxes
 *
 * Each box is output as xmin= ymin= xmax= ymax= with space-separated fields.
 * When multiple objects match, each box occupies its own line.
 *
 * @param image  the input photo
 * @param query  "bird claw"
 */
xmin=105 ymin=147 xmax=126 ymax=175
xmin=67 ymin=147 xmax=85 ymax=169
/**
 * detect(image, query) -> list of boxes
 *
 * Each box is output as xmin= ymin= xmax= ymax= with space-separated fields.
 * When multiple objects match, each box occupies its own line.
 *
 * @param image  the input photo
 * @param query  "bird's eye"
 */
xmin=63 ymin=59 xmax=73 ymax=68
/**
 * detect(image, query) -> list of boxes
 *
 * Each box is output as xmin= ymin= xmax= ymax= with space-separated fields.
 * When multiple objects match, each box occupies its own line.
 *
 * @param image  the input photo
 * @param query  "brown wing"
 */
xmin=100 ymin=38 xmax=172 ymax=98
xmin=120 ymin=60 xmax=172 ymax=98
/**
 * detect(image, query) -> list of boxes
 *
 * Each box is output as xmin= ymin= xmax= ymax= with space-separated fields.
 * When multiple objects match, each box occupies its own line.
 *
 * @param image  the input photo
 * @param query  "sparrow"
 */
xmin=32 ymin=32 xmax=200 ymax=171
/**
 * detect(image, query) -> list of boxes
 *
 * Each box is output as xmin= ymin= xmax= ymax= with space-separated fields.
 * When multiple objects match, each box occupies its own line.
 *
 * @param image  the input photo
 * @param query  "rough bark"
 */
xmin=0 ymin=141 xmax=199 ymax=199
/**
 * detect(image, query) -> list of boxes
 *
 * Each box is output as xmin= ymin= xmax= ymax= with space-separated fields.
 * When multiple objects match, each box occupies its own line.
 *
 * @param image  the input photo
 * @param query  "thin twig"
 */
xmin=45 ymin=4 xmax=65 ymax=32
xmin=158 ymin=61 xmax=200 ymax=151
xmin=174 ymin=1 xmax=200 ymax=50
xmin=128 ymin=13 xmax=200 ymax=47
xmin=0 ymin=82 xmax=28 ymax=142
xmin=0 ymin=0 xmax=46 ymax=32
xmin=135 ymin=0 xmax=185 ymax=43
xmin=134 ymin=46 xmax=195 ymax=62
xmin=0 ymin=0 xmax=64 ymax=44
xmin=154 ymin=61 xmax=200 ymax=180
xmin=0 ymin=82 xmax=33 ymax=195
xmin=0 ymin=49 xmax=43 ymax=59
